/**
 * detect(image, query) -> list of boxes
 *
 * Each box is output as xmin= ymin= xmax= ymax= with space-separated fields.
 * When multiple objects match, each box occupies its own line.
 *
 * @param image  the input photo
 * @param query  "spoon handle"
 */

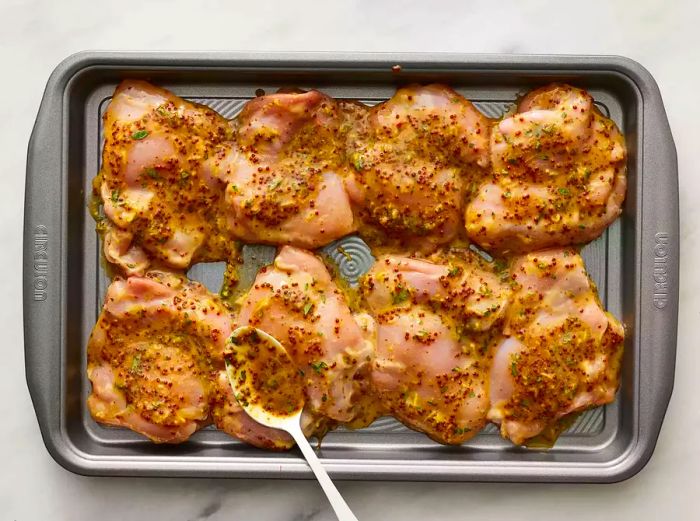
xmin=288 ymin=424 xmax=359 ymax=521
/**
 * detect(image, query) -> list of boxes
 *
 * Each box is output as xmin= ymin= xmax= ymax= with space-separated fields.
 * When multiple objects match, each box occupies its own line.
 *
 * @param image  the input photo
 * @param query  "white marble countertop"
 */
xmin=2 ymin=0 xmax=697 ymax=519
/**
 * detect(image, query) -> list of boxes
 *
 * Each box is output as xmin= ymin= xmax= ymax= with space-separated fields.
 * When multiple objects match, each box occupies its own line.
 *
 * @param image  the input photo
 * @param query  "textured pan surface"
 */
xmin=24 ymin=52 xmax=679 ymax=482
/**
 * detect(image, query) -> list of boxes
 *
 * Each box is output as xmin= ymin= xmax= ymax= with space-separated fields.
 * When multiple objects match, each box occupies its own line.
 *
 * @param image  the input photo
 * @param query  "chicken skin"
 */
xmin=361 ymin=251 xmax=510 ymax=444
xmin=208 ymin=91 xmax=356 ymax=248
xmin=344 ymin=85 xmax=490 ymax=250
xmin=97 ymin=80 xmax=235 ymax=275
xmin=235 ymin=246 xmax=375 ymax=424
xmin=466 ymin=84 xmax=627 ymax=254
xmin=488 ymin=248 xmax=624 ymax=445
xmin=87 ymin=271 xmax=292 ymax=449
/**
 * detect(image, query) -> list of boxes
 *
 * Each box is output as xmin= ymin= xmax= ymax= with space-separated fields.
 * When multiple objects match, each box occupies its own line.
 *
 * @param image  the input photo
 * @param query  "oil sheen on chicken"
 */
xmin=97 ymin=80 xmax=236 ymax=275
xmin=207 ymin=91 xmax=356 ymax=249
xmin=466 ymin=84 xmax=627 ymax=253
xmin=361 ymin=250 xmax=511 ymax=444
xmin=344 ymin=85 xmax=490 ymax=250
xmin=487 ymin=248 xmax=625 ymax=445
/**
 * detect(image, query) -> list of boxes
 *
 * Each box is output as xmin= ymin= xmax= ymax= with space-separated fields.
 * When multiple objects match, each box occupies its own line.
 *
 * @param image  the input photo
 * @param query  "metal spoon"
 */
xmin=224 ymin=326 xmax=359 ymax=521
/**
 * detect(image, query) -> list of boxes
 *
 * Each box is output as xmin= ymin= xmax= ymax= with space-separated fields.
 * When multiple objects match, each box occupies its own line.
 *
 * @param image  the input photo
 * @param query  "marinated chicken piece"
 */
xmin=361 ymin=251 xmax=510 ymax=444
xmin=488 ymin=248 xmax=625 ymax=445
xmin=87 ymin=271 xmax=230 ymax=443
xmin=466 ymin=84 xmax=627 ymax=253
xmin=235 ymin=246 xmax=375 ymax=424
xmin=344 ymin=85 xmax=490 ymax=250
xmin=210 ymin=91 xmax=355 ymax=248
xmin=87 ymin=271 xmax=296 ymax=449
xmin=97 ymin=80 xmax=235 ymax=275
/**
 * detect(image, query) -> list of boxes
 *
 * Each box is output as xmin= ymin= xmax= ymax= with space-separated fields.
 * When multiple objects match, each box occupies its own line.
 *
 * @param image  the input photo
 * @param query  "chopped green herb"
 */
xmin=468 ymin=391 xmax=476 ymax=398
xmin=353 ymin=154 xmax=364 ymax=171
xmin=510 ymin=354 xmax=520 ymax=377
xmin=131 ymin=129 xmax=149 ymax=140
xmin=310 ymin=361 xmax=328 ymax=374
xmin=479 ymin=285 xmax=493 ymax=297
xmin=269 ymin=179 xmax=282 ymax=190
xmin=130 ymin=355 xmax=141 ymax=374
xmin=179 ymin=171 xmax=190 ymax=186
xmin=336 ymin=246 xmax=352 ymax=262
xmin=303 ymin=302 xmax=313 ymax=316
xmin=235 ymin=393 xmax=249 ymax=407
xmin=322 ymin=394 xmax=328 ymax=402
xmin=182 ymin=312 xmax=193 ymax=327
xmin=503 ymin=190 xmax=512 ymax=199
xmin=392 ymin=286 xmax=410 ymax=305
xmin=447 ymin=265 xmax=462 ymax=277
xmin=415 ymin=329 xmax=430 ymax=341
xmin=493 ymin=259 xmax=508 ymax=273
xmin=145 ymin=167 xmax=160 ymax=180
xmin=558 ymin=187 xmax=571 ymax=196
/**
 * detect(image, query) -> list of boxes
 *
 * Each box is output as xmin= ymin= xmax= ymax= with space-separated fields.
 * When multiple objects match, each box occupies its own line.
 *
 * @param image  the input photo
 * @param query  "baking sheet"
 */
xmin=24 ymin=52 xmax=678 ymax=481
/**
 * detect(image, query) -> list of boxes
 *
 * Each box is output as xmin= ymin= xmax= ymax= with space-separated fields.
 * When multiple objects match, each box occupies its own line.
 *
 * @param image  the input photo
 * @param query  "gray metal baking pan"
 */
xmin=23 ymin=51 xmax=679 ymax=482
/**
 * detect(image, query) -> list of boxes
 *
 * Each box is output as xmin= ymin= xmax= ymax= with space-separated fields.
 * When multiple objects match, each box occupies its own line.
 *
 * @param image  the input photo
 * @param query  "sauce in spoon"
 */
xmin=224 ymin=326 xmax=358 ymax=521
xmin=225 ymin=327 xmax=304 ymax=421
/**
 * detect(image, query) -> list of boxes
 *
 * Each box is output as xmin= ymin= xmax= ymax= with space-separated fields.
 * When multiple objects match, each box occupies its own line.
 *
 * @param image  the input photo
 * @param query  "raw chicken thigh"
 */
xmin=87 ymin=271 xmax=291 ymax=448
xmin=361 ymin=251 xmax=510 ymax=443
xmin=97 ymin=80 xmax=235 ymax=275
xmin=344 ymin=85 xmax=490 ymax=250
xmin=87 ymin=271 xmax=230 ymax=442
xmin=466 ymin=84 xmax=626 ymax=253
xmin=210 ymin=91 xmax=356 ymax=248
xmin=235 ymin=246 xmax=375 ymax=424
xmin=488 ymin=248 xmax=624 ymax=445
